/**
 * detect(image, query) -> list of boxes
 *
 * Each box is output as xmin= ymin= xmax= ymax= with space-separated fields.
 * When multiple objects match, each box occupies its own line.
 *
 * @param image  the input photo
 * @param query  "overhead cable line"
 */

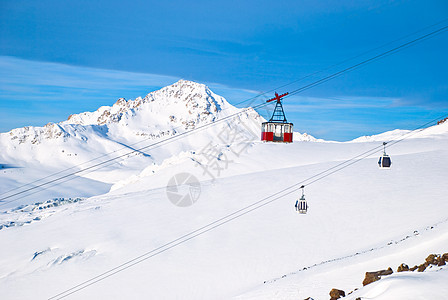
xmin=0 ymin=104 xmax=266 ymax=206
xmin=233 ymin=17 xmax=448 ymax=107
xmin=3 ymin=22 xmax=448 ymax=206
xmin=285 ymin=24 xmax=448 ymax=98
xmin=3 ymin=20 xmax=447 ymax=201
xmin=49 ymin=112 xmax=447 ymax=300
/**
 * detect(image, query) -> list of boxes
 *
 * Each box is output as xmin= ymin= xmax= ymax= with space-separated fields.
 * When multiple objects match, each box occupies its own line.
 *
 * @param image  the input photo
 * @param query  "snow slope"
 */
xmin=0 ymin=80 xmax=269 ymax=209
xmin=0 ymin=81 xmax=447 ymax=299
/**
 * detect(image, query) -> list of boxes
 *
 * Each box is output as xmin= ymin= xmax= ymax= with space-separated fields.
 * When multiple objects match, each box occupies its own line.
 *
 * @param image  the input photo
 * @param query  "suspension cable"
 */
xmin=48 ymin=112 xmax=446 ymax=299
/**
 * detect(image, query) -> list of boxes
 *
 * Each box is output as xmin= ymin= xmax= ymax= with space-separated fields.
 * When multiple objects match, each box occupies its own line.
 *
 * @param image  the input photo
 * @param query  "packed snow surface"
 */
xmin=0 ymin=80 xmax=447 ymax=299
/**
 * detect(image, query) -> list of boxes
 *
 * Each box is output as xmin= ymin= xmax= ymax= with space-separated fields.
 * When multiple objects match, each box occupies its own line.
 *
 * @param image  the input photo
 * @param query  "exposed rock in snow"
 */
xmin=397 ymin=263 xmax=410 ymax=272
xmin=7 ymin=123 xmax=70 ymax=145
xmin=11 ymin=80 xmax=448 ymax=299
xmin=362 ymin=267 xmax=393 ymax=286
xmin=4 ymin=80 xmax=236 ymax=145
xmin=0 ymin=109 xmax=447 ymax=299
xmin=329 ymin=288 xmax=345 ymax=299
xmin=0 ymin=79 xmax=319 ymax=192
xmin=62 ymin=80 xmax=229 ymax=128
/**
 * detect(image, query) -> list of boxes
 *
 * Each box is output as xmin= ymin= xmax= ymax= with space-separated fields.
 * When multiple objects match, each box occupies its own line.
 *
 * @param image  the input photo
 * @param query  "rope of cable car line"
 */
xmin=304 ymin=112 xmax=448 ymax=186
xmin=3 ymin=21 xmax=448 ymax=204
xmin=46 ymin=19 xmax=448 ymax=299
xmin=232 ymin=17 xmax=448 ymax=108
xmin=17 ymin=124 xmax=387 ymax=218
xmin=4 ymin=18 xmax=448 ymax=200
xmin=51 ymin=114 xmax=446 ymax=300
xmin=0 ymin=101 xmax=273 ymax=206
xmin=0 ymin=102 xmax=268 ymax=201
xmin=0 ymin=85 xmax=282 ymax=200
xmin=48 ymin=112 xmax=446 ymax=300
xmin=283 ymin=24 xmax=448 ymax=99
xmin=6 ymin=104 xmax=427 ymax=211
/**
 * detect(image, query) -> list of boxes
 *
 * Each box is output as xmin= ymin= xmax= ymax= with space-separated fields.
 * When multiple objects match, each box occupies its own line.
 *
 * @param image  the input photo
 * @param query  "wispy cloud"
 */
xmin=1 ymin=56 xmax=445 ymax=141
xmin=0 ymin=56 xmax=181 ymax=101
xmin=0 ymin=56 xmax=262 ymax=132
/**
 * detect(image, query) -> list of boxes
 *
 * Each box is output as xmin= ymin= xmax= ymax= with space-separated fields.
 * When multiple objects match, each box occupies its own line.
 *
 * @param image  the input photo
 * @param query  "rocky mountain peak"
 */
xmin=63 ymin=80 xmax=226 ymax=127
xmin=2 ymin=80 xmax=247 ymax=145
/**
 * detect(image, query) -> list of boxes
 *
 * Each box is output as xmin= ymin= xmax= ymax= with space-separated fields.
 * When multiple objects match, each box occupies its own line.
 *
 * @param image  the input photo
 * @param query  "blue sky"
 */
xmin=1 ymin=0 xmax=447 ymax=140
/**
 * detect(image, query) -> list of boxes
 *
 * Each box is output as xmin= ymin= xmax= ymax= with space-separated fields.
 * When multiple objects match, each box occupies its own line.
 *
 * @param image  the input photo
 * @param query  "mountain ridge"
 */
xmin=1 ymin=80 xmax=238 ymax=145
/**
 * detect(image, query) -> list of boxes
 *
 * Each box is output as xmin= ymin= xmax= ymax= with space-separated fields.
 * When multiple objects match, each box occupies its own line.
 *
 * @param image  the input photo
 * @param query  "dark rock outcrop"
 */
xmin=426 ymin=254 xmax=438 ymax=265
xmin=417 ymin=262 xmax=428 ymax=272
xmin=442 ymin=253 xmax=448 ymax=262
xmin=424 ymin=254 xmax=447 ymax=267
xmin=397 ymin=263 xmax=409 ymax=272
xmin=329 ymin=288 xmax=345 ymax=299
xmin=437 ymin=117 xmax=448 ymax=125
xmin=362 ymin=267 xmax=393 ymax=286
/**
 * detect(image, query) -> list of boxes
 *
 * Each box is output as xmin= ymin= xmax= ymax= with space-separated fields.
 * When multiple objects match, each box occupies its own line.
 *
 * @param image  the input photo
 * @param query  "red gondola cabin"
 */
xmin=261 ymin=92 xmax=293 ymax=143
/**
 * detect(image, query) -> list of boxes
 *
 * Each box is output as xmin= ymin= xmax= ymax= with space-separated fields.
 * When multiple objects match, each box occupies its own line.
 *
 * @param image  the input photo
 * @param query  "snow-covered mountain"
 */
xmin=2 ymin=80 xmax=250 ymax=151
xmin=1 ymin=80 xmax=448 ymax=300
xmin=0 ymin=80 xmax=267 ymax=202
xmin=1 ymin=80 xmax=322 ymax=204
xmin=62 ymin=79 xmax=232 ymax=128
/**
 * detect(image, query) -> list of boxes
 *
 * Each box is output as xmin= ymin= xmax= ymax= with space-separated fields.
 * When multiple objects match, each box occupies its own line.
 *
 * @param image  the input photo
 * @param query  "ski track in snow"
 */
xmin=263 ymin=216 xmax=448 ymax=284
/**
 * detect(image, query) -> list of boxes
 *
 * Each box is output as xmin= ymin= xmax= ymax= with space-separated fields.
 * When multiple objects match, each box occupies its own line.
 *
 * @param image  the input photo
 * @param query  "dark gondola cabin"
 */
xmin=378 ymin=154 xmax=391 ymax=169
xmin=378 ymin=142 xmax=392 ymax=169
xmin=261 ymin=92 xmax=293 ymax=143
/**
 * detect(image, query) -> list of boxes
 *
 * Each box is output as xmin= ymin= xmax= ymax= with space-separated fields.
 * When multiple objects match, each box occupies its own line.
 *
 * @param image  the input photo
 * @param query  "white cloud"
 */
xmin=0 ymin=56 xmax=262 ymax=132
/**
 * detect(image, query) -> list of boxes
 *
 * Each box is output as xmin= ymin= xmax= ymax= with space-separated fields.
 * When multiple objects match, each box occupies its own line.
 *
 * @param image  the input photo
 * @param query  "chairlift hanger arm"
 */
xmin=266 ymin=92 xmax=289 ymax=103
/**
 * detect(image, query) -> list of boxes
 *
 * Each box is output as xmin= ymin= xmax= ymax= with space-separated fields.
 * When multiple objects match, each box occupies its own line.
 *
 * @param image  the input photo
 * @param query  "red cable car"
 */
xmin=261 ymin=92 xmax=293 ymax=143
